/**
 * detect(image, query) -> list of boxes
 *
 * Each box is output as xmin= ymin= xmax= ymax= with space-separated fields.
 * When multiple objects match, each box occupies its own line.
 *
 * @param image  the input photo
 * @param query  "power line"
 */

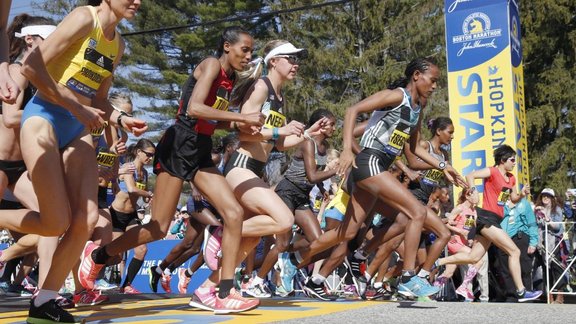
xmin=123 ymin=0 xmax=354 ymax=37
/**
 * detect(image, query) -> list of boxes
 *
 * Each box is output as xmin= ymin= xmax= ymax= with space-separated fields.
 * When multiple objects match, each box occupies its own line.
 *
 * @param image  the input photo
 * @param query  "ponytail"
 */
xmin=231 ymin=57 xmax=264 ymax=107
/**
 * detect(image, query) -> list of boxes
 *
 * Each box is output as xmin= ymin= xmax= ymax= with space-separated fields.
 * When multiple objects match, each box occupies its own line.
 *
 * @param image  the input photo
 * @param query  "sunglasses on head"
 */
xmin=275 ymin=55 xmax=301 ymax=65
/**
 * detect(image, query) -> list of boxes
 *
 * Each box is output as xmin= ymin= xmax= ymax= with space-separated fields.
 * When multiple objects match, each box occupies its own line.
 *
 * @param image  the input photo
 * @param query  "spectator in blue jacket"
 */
xmin=496 ymin=197 xmax=539 ymax=301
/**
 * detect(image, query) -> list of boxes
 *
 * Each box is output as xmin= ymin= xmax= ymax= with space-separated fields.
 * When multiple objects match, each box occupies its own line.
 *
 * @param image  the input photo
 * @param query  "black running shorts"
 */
xmin=351 ymin=148 xmax=396 ymax=182
xmin=0 ymin=160 xmax=26 ymax=186
xmin=153 ymin=115 xmax=215 ymax=181
xmin=475 ymin=207 xmax=502 ymax=234
xmin=223 ymin=150 xmax=266 ymax=179
xmin=275 ymin=178 xmax=312 ymax=212
xmin=110 ymin=206 xmax=141 ymax=232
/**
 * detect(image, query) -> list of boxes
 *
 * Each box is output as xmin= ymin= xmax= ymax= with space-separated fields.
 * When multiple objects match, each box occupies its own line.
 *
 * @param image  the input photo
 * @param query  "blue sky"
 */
xmin=8 ymin=0 xmax=49 ymax=23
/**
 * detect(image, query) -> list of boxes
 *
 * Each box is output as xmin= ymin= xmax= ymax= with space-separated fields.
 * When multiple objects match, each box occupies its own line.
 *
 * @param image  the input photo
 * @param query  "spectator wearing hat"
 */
xmin=534 ymin=188 xmax=567 ymax=303
xmin=496 ymin=196 xmax=539 ymax=301
xmin=170 ymin=206 xmax=189 ymax=240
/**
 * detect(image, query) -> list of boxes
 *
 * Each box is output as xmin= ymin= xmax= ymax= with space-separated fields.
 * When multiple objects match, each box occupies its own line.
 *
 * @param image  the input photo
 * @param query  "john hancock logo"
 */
xmin=452 ymin=12 xmax=502 ymax=57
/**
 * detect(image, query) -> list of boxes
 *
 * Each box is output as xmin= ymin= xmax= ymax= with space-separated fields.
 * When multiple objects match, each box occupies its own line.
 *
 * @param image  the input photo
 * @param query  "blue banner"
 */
xmin=124 ymin=239 xmax=211 ymax=294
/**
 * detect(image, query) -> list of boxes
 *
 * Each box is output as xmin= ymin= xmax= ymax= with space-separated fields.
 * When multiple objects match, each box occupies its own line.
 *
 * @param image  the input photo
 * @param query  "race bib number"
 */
xmin=90 ymin=122 xmax=108 ymax=138
xmin=264 ymin=110 xmax=286 ymax=129
xmin=384 ymin=129 xmax=409 ymax=156
xmin=422 ymin=169 xmax=444 ymax=186
xmin=212 ymin=87 xmax=230 ymax=111
xmin=497 ymin=187 xmax=512 ymax=206
xmin=136 ymin=181 xmax=146 ymax=190
xmin=96 ymin=151 xmax=118 ymax=168
xmin=463 ymin=214 xmax=475 ymax=230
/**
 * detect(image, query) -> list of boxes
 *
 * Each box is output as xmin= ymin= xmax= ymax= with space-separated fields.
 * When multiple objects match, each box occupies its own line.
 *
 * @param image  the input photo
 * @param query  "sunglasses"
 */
xmin=507 ymin=157 xmax=516 ymax=163
xmin=141 ymin=150 xmax=155 ymax=158
xmin=276 ymin=55 xmax=301 ymax=65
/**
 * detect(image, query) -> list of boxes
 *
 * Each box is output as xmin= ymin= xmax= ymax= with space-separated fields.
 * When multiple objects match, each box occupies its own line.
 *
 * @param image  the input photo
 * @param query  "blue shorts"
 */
xmin=21 ymin=96 xmax=85 ymax=149
xmin=324 ymin=206 xmax=344 ymax=222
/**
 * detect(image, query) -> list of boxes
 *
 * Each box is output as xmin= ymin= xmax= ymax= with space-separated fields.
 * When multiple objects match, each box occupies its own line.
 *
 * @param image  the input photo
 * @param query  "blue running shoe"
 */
xmin=398 ymin=276 xmax=439 ymax=298
xmin=518 ymin=290 xmax=542 ymax=302
xmin=278 ymin=252 xmax=297 ymax=293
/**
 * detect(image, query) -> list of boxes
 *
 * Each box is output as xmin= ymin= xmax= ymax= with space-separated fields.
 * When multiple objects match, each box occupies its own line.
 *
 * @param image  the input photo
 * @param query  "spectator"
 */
xmin=170 ymin=206 xmax=189 ymax=240
xmin=534 ymin=188 xmax=567 ymax=303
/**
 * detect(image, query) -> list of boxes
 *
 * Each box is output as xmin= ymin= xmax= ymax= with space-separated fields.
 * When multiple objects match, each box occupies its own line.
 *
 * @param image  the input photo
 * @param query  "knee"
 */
xmin=135 ymin=244 xmax=148 ymax=257
xmin=508 ymin=246 xmax=520 ymax=259
xmin=148 ymin=220 xmax=169 ymax=241
xmin=42 ymin=221 xmax=69 ymax=237
xmin=436 ymin=226 xmax=451 ymax=242
xmin=410 ymin=206 xmax=427 ymax=222
xmin=221 ymin=204 xmax=244 ymax=227
xmin=277 ymin=216 xmax=294 ymax=234
xmin=275 ymin=239 xmax=290 ymax=252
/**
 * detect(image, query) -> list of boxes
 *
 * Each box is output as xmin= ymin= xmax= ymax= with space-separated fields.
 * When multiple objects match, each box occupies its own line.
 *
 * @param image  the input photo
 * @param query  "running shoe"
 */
xmin=189 ymin=286 xmax=217 ymax=311
xmin=455 ymin=285 xmax=475 ymax=301
xmin=0 ymin=279 xmax=9 ymax=295
xmin=160 ymin=272 xmax=172 ymax=293
xmin=121 ymin=284 xmax=141 ymax=294
xmin=342 ymin=284 xmax=359 ymax=299
xmin=278 ymin=252 xmax=297 ymax=293
xmin=177 ymin=268 xmax=191 ymax=294
xmin=94 ymin=279 xmax=118 ymax=291
xmin=56 ymin=296 xmax=75 ymax=309
xmin=365 ymin=284 xmax=393 ymax=301
xmin=213 ymin=288 xmax=259 ymax=314
xmin=432 ymin=276 xmax=448 ymax=287
xmin=518 ymin=290 xmax=542 ymax=302
xmin=0 ymin=250 xmax=5 ymax=278
xmin=398 ymin=276 xmax=440 ymax=298
xmin=6 ymin=283 xmax=33 ymax=297
xmin=27 ymin=298 xmax=80 ymax=323
xmin=78 ymin=241 xmax=105 ymax=290
xmin=345 ymin=256 xmax=367 ymax=297
xmin=302 ymin=279 xmax=339 ymax=301
xmin=202 ymin=225 xmax=223 ymax=271
xmin=275 ymin=285 xmax=293 ymax=297
xmin=245 ymin=282 xmax=272 ymax=298
xmin=73 ymin=289 xmax=109 ymax=307
xmin=148 ymin=266 xmax=161 ymax=293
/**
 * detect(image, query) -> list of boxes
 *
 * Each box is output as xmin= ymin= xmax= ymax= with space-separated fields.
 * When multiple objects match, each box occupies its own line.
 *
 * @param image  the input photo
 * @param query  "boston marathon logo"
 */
xmin=452 ymin=12 xmax=502 ymax=56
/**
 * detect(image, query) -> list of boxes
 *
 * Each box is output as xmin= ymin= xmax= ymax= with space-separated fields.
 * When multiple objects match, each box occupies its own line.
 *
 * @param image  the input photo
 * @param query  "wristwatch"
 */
xmin=438 ymin=161 xmax=446 ymax=170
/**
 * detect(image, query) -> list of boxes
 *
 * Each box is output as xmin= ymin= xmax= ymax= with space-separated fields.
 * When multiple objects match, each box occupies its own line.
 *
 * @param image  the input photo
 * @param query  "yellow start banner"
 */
xmin=444 ymin=0 xmax=529 ymax=197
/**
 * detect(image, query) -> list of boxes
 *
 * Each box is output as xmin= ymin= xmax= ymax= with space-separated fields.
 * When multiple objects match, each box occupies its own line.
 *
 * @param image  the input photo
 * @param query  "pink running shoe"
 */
xmin=121 ymin=284 xmax=141 ymax=294
xmin=178 ymin=268 xmax=191 ymax=294
xmin=214 ymin=288 xmax=259 ymax=315
xmin=73 ymin=290 xmax=109 ymax=307
xmin=78 ymin=241 xmax=105 ymax=290
xmin=161 ymin=273 xmax=172 ymax=293
xmin=189 ymin=286 xmax=217 ymax=311
xmin=0 ymin=250 xmax=5 ymax=277
xmin=202 ymin=226 xmax=223 ymax=271
xmin=455 ymin=285 xmax=475 ymax=301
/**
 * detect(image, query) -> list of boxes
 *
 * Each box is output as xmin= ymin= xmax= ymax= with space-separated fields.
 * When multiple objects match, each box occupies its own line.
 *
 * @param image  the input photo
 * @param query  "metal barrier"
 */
xmin=544 ymin=221 xmax=575 ymax=304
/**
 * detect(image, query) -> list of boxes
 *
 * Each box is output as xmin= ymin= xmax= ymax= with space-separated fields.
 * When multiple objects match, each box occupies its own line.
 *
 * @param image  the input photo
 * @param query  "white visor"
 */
xmin=263 ymin=42 xmax=306 ymax=66
xmin=15 ymin=25 xmax=57 ymax=40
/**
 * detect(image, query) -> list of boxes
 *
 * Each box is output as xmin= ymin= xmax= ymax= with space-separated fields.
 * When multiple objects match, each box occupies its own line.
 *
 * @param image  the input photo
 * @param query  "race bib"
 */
xmin=96 ymin=151 xmax=118 ymax=168
xmin=497 ymin=187 xmax=512 ymax=206
xmin=212 ymin=87 xmax=230 ymax=111
xmin=384 ymin=129 xmax=409 ymax=156
xmin=136 ymin=181 xmax=146 ymax=190
xmin=463 ymin=214 xmax=475 ymax=230
xmin=422 ymin=168 xmax=444 ymax=186
xmin=264 ymin=110 xmax=286 ymax=129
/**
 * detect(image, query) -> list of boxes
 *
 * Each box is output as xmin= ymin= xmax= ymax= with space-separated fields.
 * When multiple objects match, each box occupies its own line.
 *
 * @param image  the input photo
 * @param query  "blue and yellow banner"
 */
xmin=444 ymin=0 xmax=529 ymax=196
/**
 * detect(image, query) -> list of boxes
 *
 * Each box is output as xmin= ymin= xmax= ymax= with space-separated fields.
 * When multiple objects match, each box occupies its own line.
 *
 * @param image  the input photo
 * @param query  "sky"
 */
xmin=8 ymin=0 xmax=50 ymax=24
